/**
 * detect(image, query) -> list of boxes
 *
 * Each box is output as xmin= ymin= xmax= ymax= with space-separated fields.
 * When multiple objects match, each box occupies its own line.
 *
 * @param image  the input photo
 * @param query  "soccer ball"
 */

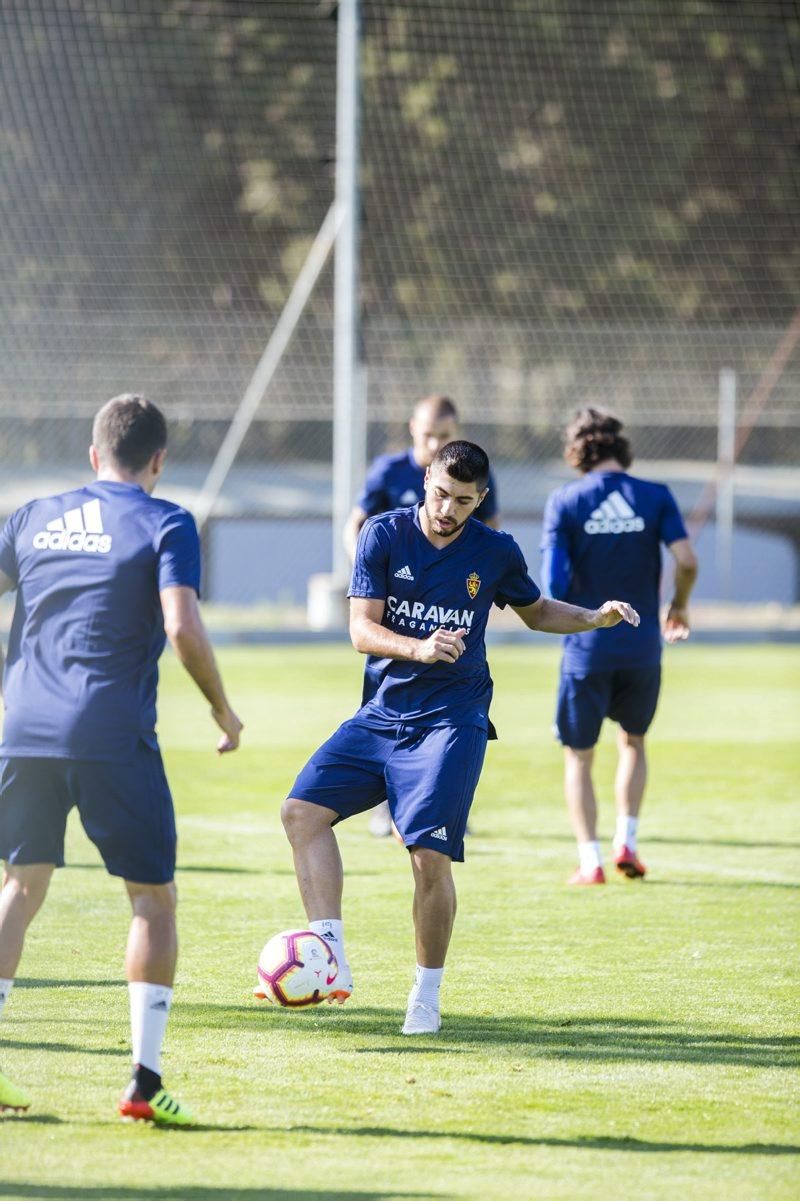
xmin=256 ymin=929 xmax=338 ymax=1008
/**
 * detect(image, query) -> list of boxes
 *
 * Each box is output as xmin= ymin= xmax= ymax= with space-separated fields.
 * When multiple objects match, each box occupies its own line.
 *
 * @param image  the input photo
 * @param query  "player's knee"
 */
xmin=619 ymin=729 xmax=645 ymax=749
xmin=281 ymin=796 xmax=323 ymax=842
xmin=3 ymin=864 xmax=53 ymax=910
xmin=126 ymin=880 xmax=176 ymax=916
xmin=410 ymin=846 xmax=451 ymax=881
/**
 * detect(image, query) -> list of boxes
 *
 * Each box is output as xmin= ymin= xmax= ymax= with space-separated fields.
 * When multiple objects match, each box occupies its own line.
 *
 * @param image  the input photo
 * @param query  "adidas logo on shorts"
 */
xmin=33 ymin=499 xmax=112 ymax=553
xmin=584 ymin=490 xmax=645 ymax=535
xmin=430 ymin=826 xmax=448 ymax=841
xmin=394 ymin=564 xmax=415 ymax=581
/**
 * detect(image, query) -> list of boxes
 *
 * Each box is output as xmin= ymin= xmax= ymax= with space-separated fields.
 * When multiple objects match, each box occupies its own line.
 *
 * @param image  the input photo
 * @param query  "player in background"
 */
xmin=0 ymin=395 xmax=242 ymax=1122
xmin=343 ymin=394 xmax=501 ymax=562
xmin=541 ymin=408 xmax=698 ymax=885
xmin=344 ymin=394 xmax=501 ymax=837
xmin=279 ymin=440 xmax=638 ymax=1034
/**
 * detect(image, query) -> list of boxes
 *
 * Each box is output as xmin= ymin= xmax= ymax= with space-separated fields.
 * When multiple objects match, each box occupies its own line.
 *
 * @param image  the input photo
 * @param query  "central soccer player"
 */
xmin=281 ymin=442 xmax=639 ymax=1034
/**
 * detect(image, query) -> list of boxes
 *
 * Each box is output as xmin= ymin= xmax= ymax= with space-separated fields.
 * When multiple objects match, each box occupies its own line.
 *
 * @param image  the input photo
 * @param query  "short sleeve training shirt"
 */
xmin=0 ymin=480 xmax=201 ymax=762
xmin=541 ymin=471 xmax=688 ymax=671
xmin=356 ymin=449 xmax=499 ymax=523
xmin=349 ymin=505 xmax=540 ymax=728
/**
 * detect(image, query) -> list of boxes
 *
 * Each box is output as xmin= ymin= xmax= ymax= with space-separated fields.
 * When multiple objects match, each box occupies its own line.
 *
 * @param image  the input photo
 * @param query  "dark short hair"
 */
xmin=92 ymin=394 xmax=168 ymax=471
xmin=564 ymin=408 xmax=633 ymax=473
xmin=430 ymin=439 xmax=490 ymax=490
xmin=415 ymin=393 xmax=458 ymax=421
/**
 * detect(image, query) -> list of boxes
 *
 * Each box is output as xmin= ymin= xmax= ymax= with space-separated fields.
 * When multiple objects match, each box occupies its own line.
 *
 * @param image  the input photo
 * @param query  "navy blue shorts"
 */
xmin=289 ymin=717 xmax=488 ymax=863
xmin=556 ymin=666 xmax=662 ymax=750
xmin=0 ymin=744 xmax=176 ymax=884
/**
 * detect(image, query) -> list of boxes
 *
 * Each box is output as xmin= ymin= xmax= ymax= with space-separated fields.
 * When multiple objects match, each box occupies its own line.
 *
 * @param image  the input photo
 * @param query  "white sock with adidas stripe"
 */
xmin=129 ymin=982 xmax=172 ymax=1075
xmin=0 ymin=977 xmax=13 ymax=1019
xmin=409 ymin=965 xmax=443 ymax=1008
xmin=310 ymin=919 xmax=351 ymax=982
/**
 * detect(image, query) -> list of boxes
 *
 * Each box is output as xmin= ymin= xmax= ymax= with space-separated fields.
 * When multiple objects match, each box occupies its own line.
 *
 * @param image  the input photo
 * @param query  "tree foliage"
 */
xmin=0 ymin=0 xmax=797 ymax=323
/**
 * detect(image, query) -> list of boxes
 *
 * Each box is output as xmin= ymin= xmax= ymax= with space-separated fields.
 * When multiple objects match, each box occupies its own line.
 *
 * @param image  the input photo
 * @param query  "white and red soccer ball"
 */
xmin=256 ymin=929 xmax=338 ymax=1007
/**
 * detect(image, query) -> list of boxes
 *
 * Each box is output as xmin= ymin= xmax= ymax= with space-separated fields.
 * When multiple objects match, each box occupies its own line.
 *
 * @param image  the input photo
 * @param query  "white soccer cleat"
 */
xmin=402 ymin=999 xmax=441 ymax=1035
xmin=325 ymin=964 xmax=354 ymax=1005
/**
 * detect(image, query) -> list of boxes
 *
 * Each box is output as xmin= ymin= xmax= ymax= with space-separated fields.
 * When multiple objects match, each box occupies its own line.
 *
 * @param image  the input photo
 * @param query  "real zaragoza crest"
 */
xmin=466 ymin=572 xmax=481 ymax=599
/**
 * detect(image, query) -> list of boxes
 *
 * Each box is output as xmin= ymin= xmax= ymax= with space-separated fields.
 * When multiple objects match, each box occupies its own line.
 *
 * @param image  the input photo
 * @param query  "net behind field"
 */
xmin=0 ymin=1 xmax=797 ymax=493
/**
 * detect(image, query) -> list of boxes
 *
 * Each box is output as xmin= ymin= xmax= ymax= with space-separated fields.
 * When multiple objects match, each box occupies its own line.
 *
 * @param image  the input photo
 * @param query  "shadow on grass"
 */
xmin=354 ymin=1047 xmax=472 ymax=1056
xmin=0 ymin=1113 xmax=63 ymax=1125
xmin=69 ymin=862 xmax=258 ymax=876
xmin=291 ymin=1123 xmax=800 ymax=1157
xmin=0 ymin=1188 xmax=435 ymax=1201
xmin=189 ymin=1005 xmax=800 ymax=1070
xmin=15 ymin=979 xmax=121 ymax=989
xmin=1 ymin=1039 xmax=125 ymax=1057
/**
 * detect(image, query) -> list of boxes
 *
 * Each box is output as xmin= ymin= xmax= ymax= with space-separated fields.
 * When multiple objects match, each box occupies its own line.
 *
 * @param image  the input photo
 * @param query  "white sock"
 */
xmin=409 ymin=965 xmax=443 ymax=1008
xmin=615 ymin=815 xmax=639 ymax=852
xmin=578 ymin=840 xmax=603 ymax=874
xmin=309 ymin=919 xmax=349 ymax=975
xmin=0 ymin=977 xmax=13 ymax=1019
xmin=128 ymin=982 xmax=172 ymax=1075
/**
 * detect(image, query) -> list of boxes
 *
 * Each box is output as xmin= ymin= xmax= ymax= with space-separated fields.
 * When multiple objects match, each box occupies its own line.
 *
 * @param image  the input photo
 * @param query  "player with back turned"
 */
xmin=541 ymin=408 xmax=698 ymax=884
xmin=0 ymin=394 xmax=243 ymax=1123
xmin=279 ymin=440 xmax=639 ymax=1035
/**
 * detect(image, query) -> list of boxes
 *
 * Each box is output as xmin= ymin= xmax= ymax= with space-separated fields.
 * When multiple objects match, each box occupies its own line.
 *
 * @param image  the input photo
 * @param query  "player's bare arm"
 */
xmin=0 ymin=568 xmax=13 ymax=696
xmin=350 ymin=597 xmax=466 ymax=664
xmin=160 ymin=585 xmax=243 ymax=753
xmin=512 ymin=595 xmax=640 ymax=634
xmin=343 ymin=505 xmax=369 ymax=564
xmin=663 ymin=537 xmax=698 ymax=644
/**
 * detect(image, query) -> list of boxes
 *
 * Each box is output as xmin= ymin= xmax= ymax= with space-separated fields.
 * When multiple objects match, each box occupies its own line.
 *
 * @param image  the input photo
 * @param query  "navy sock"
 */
xmin=133 ymin=1064 xmax=162 ymax=1101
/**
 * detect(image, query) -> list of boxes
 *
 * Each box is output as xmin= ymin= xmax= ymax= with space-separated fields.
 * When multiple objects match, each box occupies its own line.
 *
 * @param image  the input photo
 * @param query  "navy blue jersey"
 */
xmin=349 ymin=504 xmax=539 ymax=728
xmin=541 ymin=471 xmax=687 ymax=671
xmin=357 ymin=449 xmax=499 ymax=524
xmin=0 ymin=480 xmax=201 ymax=762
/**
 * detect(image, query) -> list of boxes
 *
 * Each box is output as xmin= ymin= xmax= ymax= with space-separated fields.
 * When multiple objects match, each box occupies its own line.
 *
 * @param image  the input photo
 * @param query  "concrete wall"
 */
xmin=207 ymin=517 xmax=797 ymax=607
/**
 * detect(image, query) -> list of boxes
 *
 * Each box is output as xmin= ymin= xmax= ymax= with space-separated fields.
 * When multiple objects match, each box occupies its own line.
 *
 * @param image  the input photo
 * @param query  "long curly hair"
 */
xmin=564 ymin=408 xmax=633 ymax=473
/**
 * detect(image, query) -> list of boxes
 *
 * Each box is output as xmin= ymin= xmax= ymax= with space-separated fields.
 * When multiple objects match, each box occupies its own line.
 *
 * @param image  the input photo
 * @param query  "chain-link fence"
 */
xmin=1 ymin=1 xmax=798 ymax=599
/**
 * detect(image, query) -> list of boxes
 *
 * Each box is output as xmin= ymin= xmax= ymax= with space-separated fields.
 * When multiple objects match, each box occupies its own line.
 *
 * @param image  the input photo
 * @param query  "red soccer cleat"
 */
xmin=567 ymin=866 xmax=606 ymax=886
xmin=614 ymin=846 xmax=647 ymax=879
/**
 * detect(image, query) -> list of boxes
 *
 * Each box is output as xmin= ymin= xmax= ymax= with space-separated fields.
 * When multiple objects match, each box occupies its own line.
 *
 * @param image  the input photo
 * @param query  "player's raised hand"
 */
xmin=416 ymin=627 xmax=467 ymax=664
xmin=592 ymin=600 xmax=640 ymax=629
xmin=212 ymin=703 xmax=244 ymax=753
xmin=662 ymin=603 xmax=690 ymax=643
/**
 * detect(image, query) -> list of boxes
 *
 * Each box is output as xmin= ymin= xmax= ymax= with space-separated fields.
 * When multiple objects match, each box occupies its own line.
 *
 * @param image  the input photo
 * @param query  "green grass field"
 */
xmin=1 ymin=643 xmax=798 ymax=1201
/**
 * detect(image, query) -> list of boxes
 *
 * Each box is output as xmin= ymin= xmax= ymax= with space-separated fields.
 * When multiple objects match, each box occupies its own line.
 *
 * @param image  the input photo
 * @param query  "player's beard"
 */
xmin=424 ymin=500 xmax=471 ymax=539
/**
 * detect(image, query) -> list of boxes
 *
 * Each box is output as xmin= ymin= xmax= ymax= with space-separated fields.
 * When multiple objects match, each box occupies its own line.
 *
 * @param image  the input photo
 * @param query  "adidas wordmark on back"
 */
xmin=584 ymin=490 xmax=645 ymax=535
xmin=33 ymin=499 xmax=112 ymax=553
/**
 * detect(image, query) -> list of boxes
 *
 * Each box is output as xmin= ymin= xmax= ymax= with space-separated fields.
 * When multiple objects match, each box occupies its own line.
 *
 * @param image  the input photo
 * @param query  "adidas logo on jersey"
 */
xmin=430 ymin=826 xmax=448 ymax=841
xmin=584 ymin=490 xmax=645 ymax=535
xmin=32 ymin=499 xmax=112 ymax=553
xmin=394 ymin=564 xmax=415 ymax=581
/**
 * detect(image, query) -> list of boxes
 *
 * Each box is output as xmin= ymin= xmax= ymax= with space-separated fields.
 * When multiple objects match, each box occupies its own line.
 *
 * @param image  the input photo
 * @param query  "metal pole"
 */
xmin=194 ymin=203 xmax=341 ymax=532
xmin=716 ymin=367 xmax=737 ymax=600
xmin=331 ymin=0 xmax=361 ymax=582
